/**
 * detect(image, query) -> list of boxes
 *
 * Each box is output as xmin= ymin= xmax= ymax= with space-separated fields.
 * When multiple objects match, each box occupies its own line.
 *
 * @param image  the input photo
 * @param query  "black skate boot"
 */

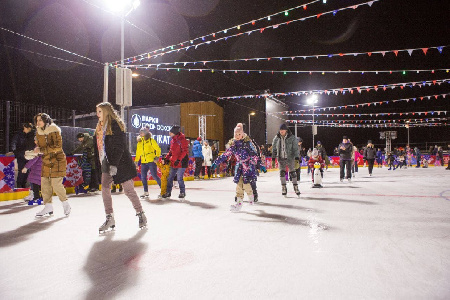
xmin=161 ymin=192 xmax=171 ymax=199
xmin=178 ymin=192 xmax=186 ymax=200
xmin=136 ymin=211 xmax=147 ymax=229
xmin=99 ymin=214 xmax=115 ymax=233
xmin=118 ymin=184 xmax=123 ymax=193
xmin=282 ymin=184 xmax=287 ymax=197
xmin=293 ymin=184 xmax=301 ymax=197
xmin=253 ymin=192 xmax=258 ymax=203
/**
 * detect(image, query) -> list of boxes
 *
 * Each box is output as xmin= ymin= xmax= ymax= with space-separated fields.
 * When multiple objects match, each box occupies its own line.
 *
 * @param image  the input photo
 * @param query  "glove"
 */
xmin=271 ymin=159 xmax=276 ymax=169
xmin=295 ymin=159 xmax=300 ymax=170
xmin=109 ymin=165 xmax=118 ymax=176
xmin=22 ymin=168 xmax=28 ymax=173
xmin=174 ymin=160 xmax=180 ymax=167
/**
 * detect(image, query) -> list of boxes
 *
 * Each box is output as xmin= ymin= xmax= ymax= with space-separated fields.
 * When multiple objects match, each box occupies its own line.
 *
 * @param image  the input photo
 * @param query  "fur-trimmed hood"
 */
xmin=36 ymin=123 xmax=61 ymax=135
xmin=227 ymin=135 xmax=250 ymax=147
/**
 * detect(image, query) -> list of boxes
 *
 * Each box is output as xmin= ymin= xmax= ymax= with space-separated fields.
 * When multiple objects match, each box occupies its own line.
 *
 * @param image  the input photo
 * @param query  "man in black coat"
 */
xmin=10 ymin=123 xmax=35 ymax=188
xmin=338 ymin=136 xmax=353 ymax=182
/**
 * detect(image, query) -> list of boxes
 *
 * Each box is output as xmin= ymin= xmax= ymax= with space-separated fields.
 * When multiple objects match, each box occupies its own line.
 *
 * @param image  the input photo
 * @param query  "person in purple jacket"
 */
xmin=22 ymin=148 xmax=43 ymax=205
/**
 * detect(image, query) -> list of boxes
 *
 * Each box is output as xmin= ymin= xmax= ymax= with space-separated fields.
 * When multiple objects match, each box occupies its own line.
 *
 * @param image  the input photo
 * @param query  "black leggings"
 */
xmin=32 ymin=183 xmax=41 ymax=200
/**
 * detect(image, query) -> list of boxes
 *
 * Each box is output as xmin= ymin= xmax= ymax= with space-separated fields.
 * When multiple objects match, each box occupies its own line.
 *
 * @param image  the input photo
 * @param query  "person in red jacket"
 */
xmin=162 ymin=125 xmax=189 ymax=199
xmin=308 ymin=149 xmax=325 ymax=183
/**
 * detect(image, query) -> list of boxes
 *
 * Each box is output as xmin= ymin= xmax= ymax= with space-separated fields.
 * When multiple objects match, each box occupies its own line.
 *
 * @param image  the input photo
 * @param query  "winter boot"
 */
xmin=140 ymin=192 xmax=150 ymax=200
xmin=99 ymin=214 xmax=115 ymax=233
xmin=36 ymin=203 xmax=53 ymax=217
xmin=293 ymin=184 xmax=300 ymax=197
xmin=281 ymin=184 xmax=287 ymax=196
xmin=230 ymin=198 xmax=243 ymax=212
xmin=62 ymin=201 xmax=71 ymax=216
xmin=136 ymin=211 xmax=147 ymax=229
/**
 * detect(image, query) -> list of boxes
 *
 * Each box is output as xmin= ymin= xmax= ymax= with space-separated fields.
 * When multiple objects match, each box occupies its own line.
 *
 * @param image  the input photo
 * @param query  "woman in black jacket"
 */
xmin=94 ymin=102 xmax=147 ymax=233
xmin=363 ymin=140 xmax=377 ymax=176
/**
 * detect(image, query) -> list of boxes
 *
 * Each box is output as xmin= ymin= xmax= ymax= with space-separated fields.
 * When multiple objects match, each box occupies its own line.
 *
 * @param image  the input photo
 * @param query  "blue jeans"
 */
xmin=166 ymin=167 xmax=186 ymax=194
xmin=141 ymin=162 xmax=161 ymax=192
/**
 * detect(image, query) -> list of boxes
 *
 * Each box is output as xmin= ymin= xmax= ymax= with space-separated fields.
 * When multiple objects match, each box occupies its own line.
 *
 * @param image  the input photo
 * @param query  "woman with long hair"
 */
xmin=94 ymin=102 xmax=147 ymax=233
xmin=34 ymin=113 xmax=71 ymax=217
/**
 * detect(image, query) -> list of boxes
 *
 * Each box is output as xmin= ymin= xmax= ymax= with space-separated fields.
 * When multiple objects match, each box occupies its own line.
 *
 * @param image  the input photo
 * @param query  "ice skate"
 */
xmin=293 ymin=184 xmax=301 ymax=196
xmin=62 ymin=201 xmax=71 ymax=216
xmin=253 ymin=193 xmax=258 ymax=203
xmin=348 ymin=178 xmax=352 ymax=183
xmin=99 ymin=214 xmax=115 ymax=233
xmin=136 ymin=211 xmax=147 ymax=229
xmin=118 ymin=185 xmax=123 ymax=193
xmin=178 ymin=192 xmax=186 ymax=200
xmin=281 ymin=184 xmax=287 ymax=197
xmin=248 ymin=195 xmax=254 ymax=205
xmin=140 ymin=192 xmax=150 ymax=200
xmin=36 ymin=203 xmax=53 ymax=217
xmin=161 ymin=192 xmax=171 ymax=199
xmin=24 ymin=190 xmax=34 ymax=202
xmin=230 ymin=198 xmax=243 ymax=212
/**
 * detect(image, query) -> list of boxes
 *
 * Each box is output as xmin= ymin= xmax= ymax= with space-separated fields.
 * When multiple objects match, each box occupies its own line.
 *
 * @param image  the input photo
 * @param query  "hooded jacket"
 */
xmin=36 ymin=123 xmax=67 ymax=178
xmin=192 ymin=140 xmax=203 ymax=158
xmin=363 ymin=146 xmax=377 ymax=160
xmin=135 ymin=134 xmax=161 ymax=164
xmin=272 ymin=130 xmax=299 ymax=161
xmin=166 ymin=132 xmax=189 ymax=169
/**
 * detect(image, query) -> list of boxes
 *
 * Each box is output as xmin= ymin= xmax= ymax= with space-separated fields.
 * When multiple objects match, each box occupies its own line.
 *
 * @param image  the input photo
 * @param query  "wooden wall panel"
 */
xmin=180 ymin=101 xmax=224 ymax=150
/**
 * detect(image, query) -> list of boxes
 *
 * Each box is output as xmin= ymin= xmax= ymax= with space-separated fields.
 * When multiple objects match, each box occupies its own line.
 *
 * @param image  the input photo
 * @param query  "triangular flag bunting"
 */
xmin=422 ymin=48 xmax=428 ymax=55
xmin=407 ymin=49 xmax=414 ymax=56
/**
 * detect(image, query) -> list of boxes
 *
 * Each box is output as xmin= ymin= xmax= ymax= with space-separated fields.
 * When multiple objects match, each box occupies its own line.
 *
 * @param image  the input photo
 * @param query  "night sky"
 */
xmin=1 ymin=0 xmax=449 ymax=151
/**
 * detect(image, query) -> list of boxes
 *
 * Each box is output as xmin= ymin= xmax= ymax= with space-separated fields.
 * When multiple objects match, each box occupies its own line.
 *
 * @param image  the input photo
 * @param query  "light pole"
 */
xmin=307 ymin=95 xmax=319 ymax=148
xmin=104 ymin=0 xmax=141 ymax=119
xmin=248 ymin=112 xmax=255 ymax=137
xmin=405 ymin=122 xmax=410 ymax=146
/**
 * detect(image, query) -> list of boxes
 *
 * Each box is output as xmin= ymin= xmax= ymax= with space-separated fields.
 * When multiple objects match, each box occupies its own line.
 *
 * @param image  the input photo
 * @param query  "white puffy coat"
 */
xmin=202 ymin=145 xmax=213 ymax=166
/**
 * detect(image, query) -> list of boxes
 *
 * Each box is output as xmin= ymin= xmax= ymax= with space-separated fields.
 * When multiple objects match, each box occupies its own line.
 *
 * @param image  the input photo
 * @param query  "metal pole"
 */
xmin=72 ymin=110 xmax=76 ymax=127
xmin=312 ymin=103 xmax=315 ymax=148
xmin=6 ymin=101 xmax=10 ymax=153
xmin=295 ymin=123 xmax=297 ymax=138
xmin=103 ymin=63 xmax=109 ymax=103
xmin=407 ymin=127 xmax=410 ymax=146
xmin=120 ymin=16 xmax=125 ymax=120
xmin=248 ymin=114 xmax=251 ymax=137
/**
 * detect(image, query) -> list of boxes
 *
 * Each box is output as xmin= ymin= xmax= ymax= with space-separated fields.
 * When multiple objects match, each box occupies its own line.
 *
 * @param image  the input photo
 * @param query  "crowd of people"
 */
xmin=7 ymin=103 xmax=450 ymax=231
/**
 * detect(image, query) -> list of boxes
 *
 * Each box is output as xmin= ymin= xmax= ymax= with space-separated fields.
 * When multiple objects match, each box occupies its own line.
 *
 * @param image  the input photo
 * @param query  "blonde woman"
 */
xmin=34 ymin=113 xmax=71 ymax=217
xmin=94 ymin=103 xmax=147 ymax=233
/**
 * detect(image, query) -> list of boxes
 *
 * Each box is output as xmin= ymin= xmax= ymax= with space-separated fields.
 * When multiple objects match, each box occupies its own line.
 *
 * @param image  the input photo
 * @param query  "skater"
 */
xmin=211 ymin=144 xmax=220 ymax=177
xmin=10 ymin=123 xmax=36 ymax=188
xmin=376 ymin=148 xmax=383 ymax=168
xmin=201 ymin=141 xmax=213 ymax=179
xmin=212 ymin=123 xmax=259 ymax=211
xmin=162 ymin=125 xmax=189 ymax=199
xmin=352 ymin=146 xmax=362 ymax=177
xmin=414 ymin=147 xmax=421 ymax=168
xmin=248 ymin=137 xmax=262 ymax=202
xmin=135 ymin=126 xmax=161 ymax=199
xmin=271 ymin=124 xmax=301 ymax=196
xmin=94 ymin=102 xmax=147 ymax=233
xmin=193 ymin=137 xmax=203 ymax=179
xmin=306 ymin=148 xmax=312 ymax=174
xmin=308 ymin=149 xmax=324 ymax=185
xmin=156 ymin=157 xmax=170 ymax=198
xmin=338 ymin=136 xmax=353 ymax=182
xmin=34 ymin=113 xmax=71 ymax=217
xmin=436 ymin=147 xmax=444 ymax=166
xmin=363 ymin=140 xmax=376 ymax=176
xmin=68 ymin=132 xmax=99 ymax=192
xmin=22 ymin=144 xmax=43 ymax=205
xmin=387 ymin=152 xmax=397 ymax=170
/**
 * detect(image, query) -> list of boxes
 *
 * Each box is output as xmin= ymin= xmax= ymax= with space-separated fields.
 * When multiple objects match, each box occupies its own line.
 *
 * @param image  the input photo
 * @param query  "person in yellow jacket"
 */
xmin=135 ymin=127 xmax=161 ymax=199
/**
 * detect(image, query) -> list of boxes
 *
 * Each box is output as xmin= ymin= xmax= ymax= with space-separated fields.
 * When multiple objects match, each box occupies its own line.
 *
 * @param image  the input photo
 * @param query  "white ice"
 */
xmin=1 ymin=167 xmax=449 ymax=299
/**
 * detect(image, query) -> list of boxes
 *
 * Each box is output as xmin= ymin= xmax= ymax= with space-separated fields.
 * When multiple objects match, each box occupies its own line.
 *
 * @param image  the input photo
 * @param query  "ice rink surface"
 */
xmin=1 ymin=167 xmax=449 ymax=299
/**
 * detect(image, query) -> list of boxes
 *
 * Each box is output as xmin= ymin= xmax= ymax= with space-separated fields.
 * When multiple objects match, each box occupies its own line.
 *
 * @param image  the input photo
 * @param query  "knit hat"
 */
xmin=170 ymin=125 xmax=180 ymax=135
xmin=197 ymin=137 xmax=202 ymax=141
xmin=317 ymin=141 xmax=321 ymax=145
xmin=234 ymin=123 xmax=245 ymax=139
xmin=343 ymin=136 xmax=348 ymax=140
xmin=279 ymin=123 xmax=289 ymax=131
xmin=76 ymin=133 xmax=85 ymax=139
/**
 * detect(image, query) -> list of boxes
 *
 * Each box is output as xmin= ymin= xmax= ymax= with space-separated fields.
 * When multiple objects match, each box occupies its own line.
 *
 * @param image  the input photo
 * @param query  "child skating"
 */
xmin=212 ymin=123 xmax=259 ymax=212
